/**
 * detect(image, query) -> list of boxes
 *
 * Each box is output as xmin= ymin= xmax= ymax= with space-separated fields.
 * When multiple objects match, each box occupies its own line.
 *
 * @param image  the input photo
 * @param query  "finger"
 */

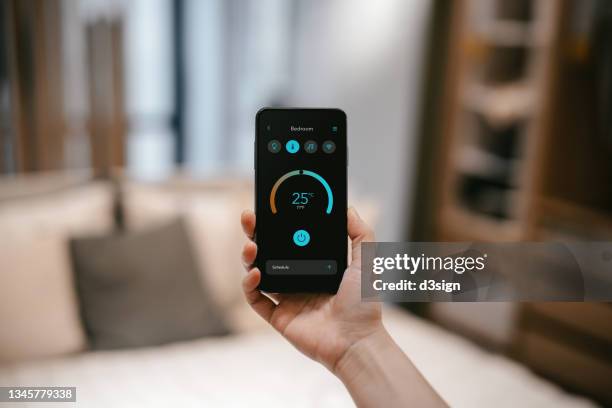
xmin=348 ymin=207 xmax=375 ymax=243
xmin=241 ymin=210 xmax=256 ymax=239
xmin=241 ymin=241 xmax=257 ymax=271
xmin=242 ymin=268 xmax=276 ymax=322
xmin=347 ymin=207 xmax=375 ymax=265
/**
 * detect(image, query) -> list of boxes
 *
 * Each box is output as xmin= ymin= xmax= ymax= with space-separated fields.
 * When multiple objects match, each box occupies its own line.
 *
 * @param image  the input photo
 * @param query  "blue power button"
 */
xmin=293 ymin=229 xmax=310 ymax=247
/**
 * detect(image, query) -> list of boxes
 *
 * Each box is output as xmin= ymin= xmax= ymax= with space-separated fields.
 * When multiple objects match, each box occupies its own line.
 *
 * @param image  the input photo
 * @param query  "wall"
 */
xmin=289 ymin=0 xmax=431 ymax=240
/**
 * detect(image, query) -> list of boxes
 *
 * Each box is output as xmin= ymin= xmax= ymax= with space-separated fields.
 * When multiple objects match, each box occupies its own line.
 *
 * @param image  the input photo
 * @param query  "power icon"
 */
xmin=292 ymin=229 xmax=310 ymax=247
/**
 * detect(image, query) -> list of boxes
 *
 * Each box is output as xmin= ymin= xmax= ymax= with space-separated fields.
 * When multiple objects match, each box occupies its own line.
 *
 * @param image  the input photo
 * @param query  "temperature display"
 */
xmin=291 ymin=192 xmax=315 ymax=208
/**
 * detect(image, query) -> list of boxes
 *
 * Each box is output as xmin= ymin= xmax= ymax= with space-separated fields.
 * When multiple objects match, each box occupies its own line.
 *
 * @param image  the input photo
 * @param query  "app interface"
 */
xmin=256 ymin=109 xmax=347 ymax=276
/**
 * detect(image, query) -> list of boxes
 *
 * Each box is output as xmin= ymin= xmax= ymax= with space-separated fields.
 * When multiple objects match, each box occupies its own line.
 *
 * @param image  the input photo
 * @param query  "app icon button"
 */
xmin=293 ymin=229 xmax=310 ymax=247
xmin=267 ymin=139 xmax=281 ymax=153
xmin=322 ymin=140 xmax=336 ymax=154
xmin=304 ymin=140 xmax=318 ymax=153
xmin=286 ymin=139 xmax=300 ymax=154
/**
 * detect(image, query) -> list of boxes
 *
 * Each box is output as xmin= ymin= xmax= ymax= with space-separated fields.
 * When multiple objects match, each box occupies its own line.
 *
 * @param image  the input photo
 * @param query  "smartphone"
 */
xmin=254 ymin=108 xmax=348 ymax=293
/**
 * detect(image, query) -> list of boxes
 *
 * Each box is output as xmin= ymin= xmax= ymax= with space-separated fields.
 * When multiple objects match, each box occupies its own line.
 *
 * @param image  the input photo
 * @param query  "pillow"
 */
xmin=0 ymin=170 xmax=93 ymax=201
xmin=0 ymin=182 xmax=115 ymax=240
xmin=0 ymin=182 xmax=114 ymax=362
xmin=70 ymin=219 xmax=229 ymax=349
xmin=0 ymin=237 xmax=86 ymax=362
xmin=121 ymin=182 xmax=248 ymax=314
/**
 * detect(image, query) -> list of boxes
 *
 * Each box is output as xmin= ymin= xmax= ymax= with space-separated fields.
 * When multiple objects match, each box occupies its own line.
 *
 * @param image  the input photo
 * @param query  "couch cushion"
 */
xmin=0 ymin=182 xmax=114 ymax=362
xmin=71 ymin=218 xmax=229 ymax=350
xmin=0 ymin=237 xmax=86 ymax=362
xmin=121 ymin=181 xmax=249 ymax=315
xmin=0 ymin=170 xmax=93 ymax=201
xmin=0 ymin=182 xmax=115 ymax=240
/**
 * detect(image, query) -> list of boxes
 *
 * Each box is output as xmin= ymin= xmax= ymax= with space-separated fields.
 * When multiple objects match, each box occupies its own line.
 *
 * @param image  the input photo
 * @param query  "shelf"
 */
xmin=527 ymin=303 xmax=612 ymax=344
xmin=439 ymin=205 xmax=523 ymax=241
xmin=494 ymin=0 xmax=533 ymax=22
xmin=463 ymin=82 xmax=535 ymax=127
xmin=456 ymin=146 xmax=521 ymax=186
xmin=471 ymin=20 xmax=540 ymax=47
xmin=536 ymin=197 xmax=612 ymax=240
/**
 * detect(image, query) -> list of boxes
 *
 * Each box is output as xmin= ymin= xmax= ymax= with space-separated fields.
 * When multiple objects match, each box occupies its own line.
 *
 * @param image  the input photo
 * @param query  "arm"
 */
xmin=240 ymin=208 xmax=447 ymax=407
xmin=335 ymin=328 xmax=447 ymax=408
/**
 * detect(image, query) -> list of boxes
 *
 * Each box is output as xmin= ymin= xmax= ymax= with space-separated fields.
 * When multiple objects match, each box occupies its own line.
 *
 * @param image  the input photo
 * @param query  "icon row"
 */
xmin=268 ymin=139 xmax=336 ymax=154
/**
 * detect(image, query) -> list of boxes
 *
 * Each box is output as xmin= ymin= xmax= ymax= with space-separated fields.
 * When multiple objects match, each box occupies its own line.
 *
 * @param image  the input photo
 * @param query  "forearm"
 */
xmin=334 ymin=328 xmax=447 ymax=408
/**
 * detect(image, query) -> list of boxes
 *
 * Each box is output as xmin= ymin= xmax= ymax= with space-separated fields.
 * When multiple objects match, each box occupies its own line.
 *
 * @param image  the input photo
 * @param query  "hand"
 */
xmin=240 ymin=207 xmax=383 ymax=372
xmin=241 ymin=208 xmax=447 ymax=407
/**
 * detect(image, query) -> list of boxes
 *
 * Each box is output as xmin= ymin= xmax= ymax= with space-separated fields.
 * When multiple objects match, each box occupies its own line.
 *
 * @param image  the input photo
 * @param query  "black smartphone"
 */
xmin=254 ymin=108 xmax=348 ymax=293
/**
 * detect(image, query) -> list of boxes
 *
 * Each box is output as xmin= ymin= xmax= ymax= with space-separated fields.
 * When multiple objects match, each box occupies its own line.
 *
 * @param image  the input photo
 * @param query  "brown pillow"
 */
xmin=70 ymin=218 xmax=229 ymax=350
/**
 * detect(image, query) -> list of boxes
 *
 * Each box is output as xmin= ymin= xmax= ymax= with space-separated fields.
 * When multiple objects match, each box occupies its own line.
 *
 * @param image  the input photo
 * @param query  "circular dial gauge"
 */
xmin=269 ymin=169 xmax=333 ymax=215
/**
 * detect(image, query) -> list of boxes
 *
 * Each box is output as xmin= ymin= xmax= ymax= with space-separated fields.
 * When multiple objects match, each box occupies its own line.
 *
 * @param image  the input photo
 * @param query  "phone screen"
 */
xmin=255 ymin=108 xmax=347 ymax=292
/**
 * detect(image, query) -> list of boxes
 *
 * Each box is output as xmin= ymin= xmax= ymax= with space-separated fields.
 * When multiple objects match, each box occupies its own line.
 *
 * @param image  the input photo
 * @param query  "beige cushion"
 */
xmin=0 ymin=182 xmax=114 ymax=362
xmin=0 ymin=237 xmax=85 ymax=362
xmin=0 ymin=170 xmax=93 ymax=201
xmin=0 ymin=183 xmax=114 ymax=240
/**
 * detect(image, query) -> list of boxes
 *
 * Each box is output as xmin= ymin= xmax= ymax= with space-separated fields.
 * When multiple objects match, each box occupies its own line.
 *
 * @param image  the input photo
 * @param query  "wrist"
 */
xmin=332 ymin=326 xmax=392 ymax=380
xmin=332 ymin=326 xmax=448 ymax=408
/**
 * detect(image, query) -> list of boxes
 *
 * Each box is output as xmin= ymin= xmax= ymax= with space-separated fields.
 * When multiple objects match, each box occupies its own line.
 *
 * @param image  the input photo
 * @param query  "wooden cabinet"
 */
xmin=417 ymin=0 xmax=612 ymax=404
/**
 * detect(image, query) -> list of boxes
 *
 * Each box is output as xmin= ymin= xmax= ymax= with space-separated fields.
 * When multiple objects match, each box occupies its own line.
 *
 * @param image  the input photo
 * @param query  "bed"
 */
xmin=0 ymin=306 xmax=596 ymax=408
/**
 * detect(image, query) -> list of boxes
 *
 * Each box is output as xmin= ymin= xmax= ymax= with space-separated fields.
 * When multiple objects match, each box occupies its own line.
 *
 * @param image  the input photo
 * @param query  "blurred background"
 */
xmin=1 ymin=0 xmax=611 ymax=407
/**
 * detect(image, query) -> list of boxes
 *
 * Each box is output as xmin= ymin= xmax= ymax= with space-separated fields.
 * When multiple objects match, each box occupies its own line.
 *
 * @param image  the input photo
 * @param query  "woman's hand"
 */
xmin=240 ymin=207 xmax=383 ymax=372
xmin=241 ymin=208 xmax=447 ymax=407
